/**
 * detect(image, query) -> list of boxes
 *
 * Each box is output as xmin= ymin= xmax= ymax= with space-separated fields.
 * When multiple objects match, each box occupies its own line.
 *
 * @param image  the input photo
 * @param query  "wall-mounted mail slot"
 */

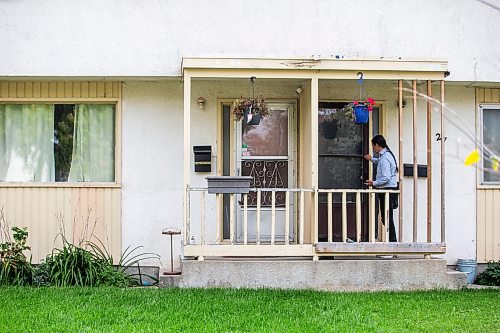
xmin=403 ymin=164 xmax=428 ymax=178
xmin=193 ymin=145 xmax=212 ymax=172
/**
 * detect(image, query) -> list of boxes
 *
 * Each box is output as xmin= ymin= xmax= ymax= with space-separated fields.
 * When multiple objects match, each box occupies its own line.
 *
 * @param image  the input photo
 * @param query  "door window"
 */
xmin=240 ymin=108 xmax=290 ymax=207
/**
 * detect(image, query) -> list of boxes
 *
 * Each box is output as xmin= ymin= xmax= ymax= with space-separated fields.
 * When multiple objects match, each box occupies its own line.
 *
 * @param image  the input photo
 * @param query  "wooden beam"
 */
xmin=182 ymin=57 xmax=448 ymax=74
xmin=398 ymin=80 xmax=404 ymax=242
xmin=184 ymin=244 xmax=314 ymax=257
xmin=315 ymin=242 xmax=446 ymax=254
xmin=412 ymin=80 xmax=418 ymax=242
xmin=440 ymin=80 xmax=446 ymax=243
xmin=183 ymin=72 xmax=191 ymax=245
xmin=427 ymin=81 xmax=432 ymax=242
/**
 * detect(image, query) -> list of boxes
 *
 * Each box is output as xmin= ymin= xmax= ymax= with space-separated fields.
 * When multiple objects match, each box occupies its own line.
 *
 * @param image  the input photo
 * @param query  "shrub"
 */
xmin=475 ymin=261 xmax=500 ymax=286
xmin=1 ymin=208 xmax=159 ymax=287
xmin=88 ymin=239 xmax=160 ymax=287
xmin=44 ymin=240 xmax=103 ymax=287
xmin=44 ymin=236 xmax=159 ymax=287
xmin=0 ymin=223 xmax=33 ymax=286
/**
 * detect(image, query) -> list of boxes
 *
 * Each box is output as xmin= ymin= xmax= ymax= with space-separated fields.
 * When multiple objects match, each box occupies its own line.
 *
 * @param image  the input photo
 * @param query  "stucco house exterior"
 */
xmin=0 ymin=0 xmax=499 ymax=290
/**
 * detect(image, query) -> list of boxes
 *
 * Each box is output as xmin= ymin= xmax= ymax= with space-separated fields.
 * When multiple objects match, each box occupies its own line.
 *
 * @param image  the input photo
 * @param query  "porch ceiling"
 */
xmin=182 ymin=57 xmax=448 ymax=80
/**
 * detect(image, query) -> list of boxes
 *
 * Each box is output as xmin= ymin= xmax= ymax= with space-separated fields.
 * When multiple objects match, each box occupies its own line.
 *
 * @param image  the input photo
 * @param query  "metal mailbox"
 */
xmin=403 ymin=163 xmax=428 ymax=178
xmin=193 ymin=145 xmax=212 ymax=172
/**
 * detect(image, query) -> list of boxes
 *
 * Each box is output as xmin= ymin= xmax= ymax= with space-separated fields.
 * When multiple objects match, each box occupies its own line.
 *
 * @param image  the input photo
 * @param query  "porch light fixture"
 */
xmin=397 ymin=99 xmax=407 ymax=108
xmin=197 ymin=97 xmax=206 ymax=109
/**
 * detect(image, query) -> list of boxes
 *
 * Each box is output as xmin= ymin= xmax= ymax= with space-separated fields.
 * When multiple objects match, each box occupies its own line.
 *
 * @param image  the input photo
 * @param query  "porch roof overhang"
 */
xmin=182 ymin=56 xmax=448 ymax=81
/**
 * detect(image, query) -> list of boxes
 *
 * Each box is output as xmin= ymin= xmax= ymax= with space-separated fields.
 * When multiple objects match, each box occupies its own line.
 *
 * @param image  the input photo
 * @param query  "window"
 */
xmin=0 ymin=104 xmax=115 ymax=183
xmin=481 ymin=106 xmax=500 ymax=184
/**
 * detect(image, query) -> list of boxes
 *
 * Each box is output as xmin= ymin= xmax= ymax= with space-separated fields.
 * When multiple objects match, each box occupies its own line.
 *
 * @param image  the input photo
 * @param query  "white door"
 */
xmin=233 ymin=103 xmax=296 ymax=243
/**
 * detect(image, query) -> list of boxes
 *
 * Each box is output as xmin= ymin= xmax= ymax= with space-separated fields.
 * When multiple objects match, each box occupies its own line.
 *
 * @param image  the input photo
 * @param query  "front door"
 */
xmin=222 ymin=103 xmax=296 ymax=243
xmin=317 ymin=102 xmax=370 ymax=242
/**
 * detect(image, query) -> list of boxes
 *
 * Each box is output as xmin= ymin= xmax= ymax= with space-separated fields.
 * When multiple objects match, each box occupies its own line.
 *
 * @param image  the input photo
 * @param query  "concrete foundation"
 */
xmin=159 ymin=259 xmax=467 ymax=291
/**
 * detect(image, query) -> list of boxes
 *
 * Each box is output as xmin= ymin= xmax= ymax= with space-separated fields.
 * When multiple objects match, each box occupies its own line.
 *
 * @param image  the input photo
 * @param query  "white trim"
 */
xmin=182 ymin=57 xmax=448 ymax=73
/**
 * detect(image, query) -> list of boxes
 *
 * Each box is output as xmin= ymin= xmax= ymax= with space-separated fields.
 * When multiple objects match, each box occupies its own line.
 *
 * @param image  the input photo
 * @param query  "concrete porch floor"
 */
xmin=159 ymin=258 xmax=467 ymax=291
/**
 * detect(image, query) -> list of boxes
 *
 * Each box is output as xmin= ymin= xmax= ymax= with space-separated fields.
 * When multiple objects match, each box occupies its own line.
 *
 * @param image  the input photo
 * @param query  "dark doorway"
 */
xmin=317 ymin=102 xmax=370 ymax=242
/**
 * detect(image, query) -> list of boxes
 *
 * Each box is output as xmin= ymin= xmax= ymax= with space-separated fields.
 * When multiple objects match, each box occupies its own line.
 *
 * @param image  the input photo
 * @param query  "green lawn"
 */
xmin=0 ymin=287 xmax=498 ymax=332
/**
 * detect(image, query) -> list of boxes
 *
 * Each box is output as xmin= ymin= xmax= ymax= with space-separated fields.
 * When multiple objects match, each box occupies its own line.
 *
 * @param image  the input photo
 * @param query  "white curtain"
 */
xmin=68 ymin=104 xmax=115 ymax=182
xmin=0 ymin=104 xmax=55 ymax=182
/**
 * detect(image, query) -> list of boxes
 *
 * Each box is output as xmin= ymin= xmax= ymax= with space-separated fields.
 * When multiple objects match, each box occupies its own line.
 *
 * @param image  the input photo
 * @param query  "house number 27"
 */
xmin=435 ymin=133 xmax=447 ymax=141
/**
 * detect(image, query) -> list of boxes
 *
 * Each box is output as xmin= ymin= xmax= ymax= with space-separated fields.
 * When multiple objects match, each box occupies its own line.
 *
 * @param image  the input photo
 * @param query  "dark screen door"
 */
xmin=317 ymin=102 xmax=369 ymax=242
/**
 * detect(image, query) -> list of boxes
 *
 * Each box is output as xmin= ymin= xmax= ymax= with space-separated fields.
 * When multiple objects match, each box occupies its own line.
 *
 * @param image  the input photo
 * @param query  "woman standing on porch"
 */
xmin=364 ymin=135 xmax=398 ymax=242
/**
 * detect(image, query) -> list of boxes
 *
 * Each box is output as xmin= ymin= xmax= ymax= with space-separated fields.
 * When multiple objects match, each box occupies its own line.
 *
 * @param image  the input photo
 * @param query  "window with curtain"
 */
xmin=481 ymin=106 xmax=500 ymax=184
xmin=0 ymin=103 xmax=115 ymax=183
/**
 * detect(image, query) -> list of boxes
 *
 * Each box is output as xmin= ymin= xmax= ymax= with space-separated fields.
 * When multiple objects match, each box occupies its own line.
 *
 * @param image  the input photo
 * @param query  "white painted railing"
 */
xmin=185 ymin=187 xmax=400 ymax=246
xmin=185 ymin=187 xmax=315 ymax=246
xmin=316 ymin=189 xmax=399 ymax=244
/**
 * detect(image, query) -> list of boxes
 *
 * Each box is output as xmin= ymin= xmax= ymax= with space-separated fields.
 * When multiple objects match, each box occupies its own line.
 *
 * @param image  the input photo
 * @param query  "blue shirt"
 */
xmin=372 ymin=148 xmax=398 ymax=188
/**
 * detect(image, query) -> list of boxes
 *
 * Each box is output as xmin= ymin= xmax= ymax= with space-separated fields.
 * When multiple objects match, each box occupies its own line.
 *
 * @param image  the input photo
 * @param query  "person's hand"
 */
xmin=364 ymin=154 xmax=372 ymax=161
xmin=365 ymin=180 xmax=374 ymax=186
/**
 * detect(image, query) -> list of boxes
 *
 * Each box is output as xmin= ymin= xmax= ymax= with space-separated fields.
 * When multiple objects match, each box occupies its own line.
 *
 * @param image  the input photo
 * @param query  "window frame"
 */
xmin=478 ymin=104 xmax=500 ymax=187
xmin=0 ymin=99 xmax=121 ymax=188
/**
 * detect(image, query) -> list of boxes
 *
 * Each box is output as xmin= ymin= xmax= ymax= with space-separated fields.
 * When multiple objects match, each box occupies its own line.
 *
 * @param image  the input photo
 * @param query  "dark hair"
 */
xmin=372 ymin=134 xmax=399 ymax=172
xmin=371 ymin=135 xmax=387 ymax=148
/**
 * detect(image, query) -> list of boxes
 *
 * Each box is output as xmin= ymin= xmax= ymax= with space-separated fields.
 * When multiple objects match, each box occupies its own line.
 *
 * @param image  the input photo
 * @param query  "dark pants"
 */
xmin=377 ymin=192 xmax=397 ymax=242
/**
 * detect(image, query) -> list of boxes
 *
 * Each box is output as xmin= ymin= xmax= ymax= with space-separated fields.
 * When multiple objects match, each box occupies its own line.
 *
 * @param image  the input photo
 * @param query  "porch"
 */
xmin=182 ymin=57 xmax=448 ymax=260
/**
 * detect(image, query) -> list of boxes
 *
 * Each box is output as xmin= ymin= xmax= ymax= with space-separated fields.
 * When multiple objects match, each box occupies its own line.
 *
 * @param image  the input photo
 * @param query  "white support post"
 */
xmin=300 ymin=190 xmax=305 ymax=245
xmin=342 ymin=192 xmax=347 ymax=243
xmin=285 ymin=191 xmax=290 ymax=245
xmin=215 ymin=193 xmax=221 ymax=244
xmin=370 ymin=192 xmax=376 ymax=242
xmin=356 ymin=192 xmax=361 ymax=242
xmin=257 ymin=190 xmax=261 ymax=245
xmin=243 ymin=193 xmax=248 ymax=245
xmin=183 ymin=73 xmax=191 ymax=246
xmin=328 ymin=192 xmax=333 ymax=243
xmin=271 ymin=191 xmax=276 ymax=245
xmin=230 ymin=193 xmax=235 ymax=244
xmin=384 ymin=192 xmax=389 ymax=243
xmin=201 ymin=190 xmax=206 ymax=245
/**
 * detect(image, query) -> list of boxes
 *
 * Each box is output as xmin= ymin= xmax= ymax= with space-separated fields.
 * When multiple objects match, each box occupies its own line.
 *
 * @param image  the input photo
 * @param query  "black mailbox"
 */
xmin=193 ymin=146 xmax=212 ymax=172
xmin=403 ymin=164 xmax=428 ymax=178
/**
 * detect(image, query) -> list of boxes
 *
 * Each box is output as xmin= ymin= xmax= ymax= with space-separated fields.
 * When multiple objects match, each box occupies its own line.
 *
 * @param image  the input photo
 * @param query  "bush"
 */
xmin=1 ymin=210 xmax=159 ymax=287
xmin=475 ymin=261 xmax=500 ymax=286
xmin=32 ymin=261 xmax=52 ymax=287
xmin=0 ymin=226 xmax=33 ymax=286
xmin=43 ymin=237 xmax=159 ymax=287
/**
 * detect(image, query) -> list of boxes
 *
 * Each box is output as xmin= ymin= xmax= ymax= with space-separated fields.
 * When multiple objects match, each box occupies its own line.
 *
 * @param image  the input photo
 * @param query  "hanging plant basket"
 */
xmin=342 ymin=72 xmax=374 ymax=125
xmin=343 ymin=98 xmax=375 ymax=125
xmin=232 ymin=97 xmax=271 ymax=123
xmin=353 ymin=104 xmax=369 ymax=124
xmin=233 ymin=77 xmax=270 ymax=124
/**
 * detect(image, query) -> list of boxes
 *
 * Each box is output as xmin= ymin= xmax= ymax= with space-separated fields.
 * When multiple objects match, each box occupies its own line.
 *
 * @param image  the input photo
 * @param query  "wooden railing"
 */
xmin=184 ymin=187 xmax=446 ymax=258
xmin=185 ymin=187 xmax=315 ymax=246
xmin=185 ymin=187 xmax=397 ymax=246
xmin=316 ymin=189 xmax=399 ymax=244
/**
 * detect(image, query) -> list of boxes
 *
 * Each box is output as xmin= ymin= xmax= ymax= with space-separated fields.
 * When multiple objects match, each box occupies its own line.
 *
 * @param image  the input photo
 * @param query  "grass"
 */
xmin=0 ymin=287 xmax=498 ymax=332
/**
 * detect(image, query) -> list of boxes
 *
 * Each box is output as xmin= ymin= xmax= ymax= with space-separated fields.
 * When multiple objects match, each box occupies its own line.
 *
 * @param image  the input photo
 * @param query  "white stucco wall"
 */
xmin=1 ymin=0 xmax=500 ymax=82
xmin=122 ymin=80 xmax=184 ymax=268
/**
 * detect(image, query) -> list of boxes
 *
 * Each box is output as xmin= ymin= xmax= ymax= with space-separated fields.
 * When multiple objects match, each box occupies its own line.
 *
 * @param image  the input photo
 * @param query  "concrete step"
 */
xmin=445 ymin=269 xmax=468 ymax=286
xmin=159 ymin=259 xmax=468 ymax=291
